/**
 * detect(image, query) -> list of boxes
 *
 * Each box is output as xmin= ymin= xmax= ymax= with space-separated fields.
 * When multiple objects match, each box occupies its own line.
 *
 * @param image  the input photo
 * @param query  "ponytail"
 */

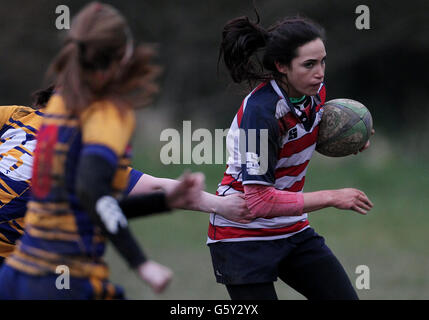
xmin=218 ymin=14 xmax=270 ymax=86
xmin=48 ymin=39 xmax=92 ymax=115
xmin=47 ymin=2 xmax=160 ymax=115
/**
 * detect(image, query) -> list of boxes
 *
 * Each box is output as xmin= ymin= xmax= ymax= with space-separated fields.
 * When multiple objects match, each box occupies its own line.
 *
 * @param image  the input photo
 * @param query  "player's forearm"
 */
xmin=243 ymin=185 xmax=337 ymax=218
xmin=302 ymin=190 xmax=334 ymax=212
xmin=244 ymin=184 xmax=304 ymax=218
xmin=184 ymin=191 xmax=217 ymax=213
xmin=129 ymin=174 xmax=214 ymax=213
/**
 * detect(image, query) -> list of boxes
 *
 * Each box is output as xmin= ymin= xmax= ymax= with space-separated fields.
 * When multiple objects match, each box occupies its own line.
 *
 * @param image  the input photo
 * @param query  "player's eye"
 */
xmin=304 ymin=62 xmax=314 ymax=69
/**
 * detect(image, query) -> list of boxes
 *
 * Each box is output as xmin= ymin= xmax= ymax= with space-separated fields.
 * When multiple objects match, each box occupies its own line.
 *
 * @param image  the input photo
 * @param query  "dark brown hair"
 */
xmin=47 ymin=2 xmax=161 ymax=114
xmin=219 ymin=12 xmax=325 ymax=88
xmin=31 ymin=85 xmax=55 ymax=109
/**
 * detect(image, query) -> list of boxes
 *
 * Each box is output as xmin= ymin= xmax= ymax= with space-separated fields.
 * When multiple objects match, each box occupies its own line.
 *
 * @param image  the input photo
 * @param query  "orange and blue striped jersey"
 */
xmin=0 ymin=106 xmax=44 ymax=258
xmin=6 ymin=95 xmax=136 ymax=279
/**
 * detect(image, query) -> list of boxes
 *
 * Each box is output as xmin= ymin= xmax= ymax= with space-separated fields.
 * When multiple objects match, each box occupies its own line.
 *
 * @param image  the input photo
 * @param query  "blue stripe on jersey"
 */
xmin=14 ymin=146 xmax=32 ymax=156
xmin=11 ymin=219 xmax=24 ymax=231
xmin=0 ymin=189 xmax=31 ymax=222
xmin=0 ymin=182 xmax=11 ymax=195
xmin=82 ymin=144 xmax=118 ymax=168
xmin=7 ymin=118 xmax=38 ymax=134
xmin=0 ymin=173 xmax=31 ymax=222
xmin=0 ymin=124 xmax=14 ymax=138
xmin=0 ymin=222 xmax=23 ymax=243
xmin=126 ymin=169 xmax=144 ymax=195
xmin=41 ymin=112 xmax=67 ymax=119
xmin=0 ymin=172 xmax=31 ymax=194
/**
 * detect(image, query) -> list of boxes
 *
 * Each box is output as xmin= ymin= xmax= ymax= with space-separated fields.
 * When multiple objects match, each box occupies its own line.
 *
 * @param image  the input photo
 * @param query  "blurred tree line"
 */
xmin=0 ymin=0 xmax=428 ymax=152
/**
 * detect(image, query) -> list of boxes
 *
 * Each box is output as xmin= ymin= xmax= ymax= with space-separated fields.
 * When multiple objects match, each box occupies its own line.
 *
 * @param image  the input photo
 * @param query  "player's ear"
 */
xmin=275 ymin=61 xmax=289 ymax=75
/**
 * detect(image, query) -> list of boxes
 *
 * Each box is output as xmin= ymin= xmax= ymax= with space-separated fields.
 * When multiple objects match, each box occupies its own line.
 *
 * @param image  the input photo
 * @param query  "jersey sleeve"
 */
xmin=125 ymin=167 xmax=144 ymax=195
xmin=81 ymin=102 xmax=135 ymax=168
xmin=0 ymin=106 xmax=23 ymax=129
xmin=240 ymin=105 xmax=280 ymax=186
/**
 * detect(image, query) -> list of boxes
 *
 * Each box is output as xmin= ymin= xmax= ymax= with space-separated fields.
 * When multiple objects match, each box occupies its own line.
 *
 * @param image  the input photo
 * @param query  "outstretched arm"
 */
xmin=243 ymin=184 xmax=373 ymax=218
xmin=128 ymin=173 xmax=253 ymax=223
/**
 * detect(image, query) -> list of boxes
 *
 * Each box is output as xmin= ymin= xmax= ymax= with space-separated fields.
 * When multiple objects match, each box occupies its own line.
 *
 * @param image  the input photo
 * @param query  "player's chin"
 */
xmin=306 ymin=86 xmax=320 ymax=96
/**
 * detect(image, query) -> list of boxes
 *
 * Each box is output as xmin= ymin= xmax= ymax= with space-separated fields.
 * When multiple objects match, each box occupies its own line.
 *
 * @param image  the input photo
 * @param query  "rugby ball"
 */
xmin=316 ymin=99 xmax=373 ymax=157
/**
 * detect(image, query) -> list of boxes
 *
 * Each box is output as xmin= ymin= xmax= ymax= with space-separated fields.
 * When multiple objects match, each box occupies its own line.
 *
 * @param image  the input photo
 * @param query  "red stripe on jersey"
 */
xmin=318 ymin=85 xmax=326 ymax=105
xmin=237 ymin=82 xmax=268 ymax=127
xmin=208 ymin=219 xmax=309 ymax=240
xmin=283 ymin=176 xmax=306 ymax=192
xmin=275 ymin=160 xmax=310 ymax=179
xmin=279 ymin=112 xmax=299 ymax=132
xmin=278 ymin=126 xmax=319 ymax=159
xmin=220 ymin=173 xmax=244 ymax=192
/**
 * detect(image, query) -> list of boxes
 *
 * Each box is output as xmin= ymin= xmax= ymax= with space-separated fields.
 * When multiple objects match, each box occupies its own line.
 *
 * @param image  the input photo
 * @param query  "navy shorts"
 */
xmin=209 ymin=227 xmax=334 ymax=285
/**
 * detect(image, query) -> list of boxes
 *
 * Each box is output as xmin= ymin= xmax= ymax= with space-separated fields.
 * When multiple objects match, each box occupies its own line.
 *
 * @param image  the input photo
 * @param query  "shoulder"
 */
xmin=0 ymin=105 xmax=27 ymax=118
xmin=0 ymin=105 xmax=40 ymax=128
xmin=242 ymin=82 xmax=280 ymax=122
xmin=44 ymin=95 xmax=67 ymax=116
xmin=80 ymin=100 xmax=135 ymax=128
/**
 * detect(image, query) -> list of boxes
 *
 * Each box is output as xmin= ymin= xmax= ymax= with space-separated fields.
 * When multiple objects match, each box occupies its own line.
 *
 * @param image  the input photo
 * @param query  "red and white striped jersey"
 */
xmin=207 ymin=80 xmax=326 ymax=243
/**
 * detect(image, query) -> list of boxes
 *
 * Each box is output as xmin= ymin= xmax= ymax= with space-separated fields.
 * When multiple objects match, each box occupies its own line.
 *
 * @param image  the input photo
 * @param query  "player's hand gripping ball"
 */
xmin=316 ymin=99 xmax=373 ymax=157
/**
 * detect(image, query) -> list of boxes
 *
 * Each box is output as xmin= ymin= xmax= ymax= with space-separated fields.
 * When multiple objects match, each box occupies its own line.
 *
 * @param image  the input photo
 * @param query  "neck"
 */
xmin=277 ymin=79 xmax=303 ymax=98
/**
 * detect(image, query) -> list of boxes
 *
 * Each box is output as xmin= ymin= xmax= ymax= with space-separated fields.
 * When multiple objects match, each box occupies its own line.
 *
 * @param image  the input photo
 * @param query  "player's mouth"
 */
xmin=309 ymin=82 xmax=322 ymax=88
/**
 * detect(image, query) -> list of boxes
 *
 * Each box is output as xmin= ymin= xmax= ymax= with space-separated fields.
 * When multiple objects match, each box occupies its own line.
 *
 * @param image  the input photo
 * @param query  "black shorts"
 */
xmin=208 ymin=227 xmax=334 ymax=285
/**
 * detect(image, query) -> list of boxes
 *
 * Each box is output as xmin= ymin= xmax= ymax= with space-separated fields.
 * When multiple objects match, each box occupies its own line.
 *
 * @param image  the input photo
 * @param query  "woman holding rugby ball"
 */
xmin=207 ymin=12 xmax=373 ymax=300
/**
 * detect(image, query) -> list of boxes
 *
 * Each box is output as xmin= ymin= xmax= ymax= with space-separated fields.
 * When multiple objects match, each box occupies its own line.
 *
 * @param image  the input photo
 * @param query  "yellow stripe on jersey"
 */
xmin=90 ymin=277 xmax=104 ymax=299
xmin=7 ymin=249 xmax=110 ymax=279
xmin=12 ymin=217 xmax=24 ymax=229
xmin=0 ymin=178 xmax=19 ymax=197
xmin=27 ymin=200 xmax=70 ymax=213
xmin=80 ymin=101 xmax=135 ymax=157
xmin=26 ymin=225 xmax=81 ymax=242
xmin=0 ymin=228 xmax=16 ymax=258
xmin=52 ymin=142 xmax=68 ymax=178
xmin=24 ymin=211 xmax=78 ymax=233
xmin=42 ymin=117 xmax=79 ymax=127
xmin=105 ymin=282 xmax=116 ymax=300
xmin=3 ymin=107 xmax=42 ymax=135
xmin=0 ymin=231 xmax=14 ymax=244
xmin=8 ymin=220 xmax=24 ymax=236
xmin=0 ymin=185 xmax=30 ymax=209
xmin=5 ymin=148 xmax=25 ymax=171
xmin=6 ymin=256 xmax=46 ymax=275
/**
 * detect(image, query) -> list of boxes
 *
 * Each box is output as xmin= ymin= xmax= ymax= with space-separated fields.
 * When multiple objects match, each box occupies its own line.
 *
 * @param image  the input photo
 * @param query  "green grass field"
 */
xmin=105 ymin=137 xmax=429 ymax=299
